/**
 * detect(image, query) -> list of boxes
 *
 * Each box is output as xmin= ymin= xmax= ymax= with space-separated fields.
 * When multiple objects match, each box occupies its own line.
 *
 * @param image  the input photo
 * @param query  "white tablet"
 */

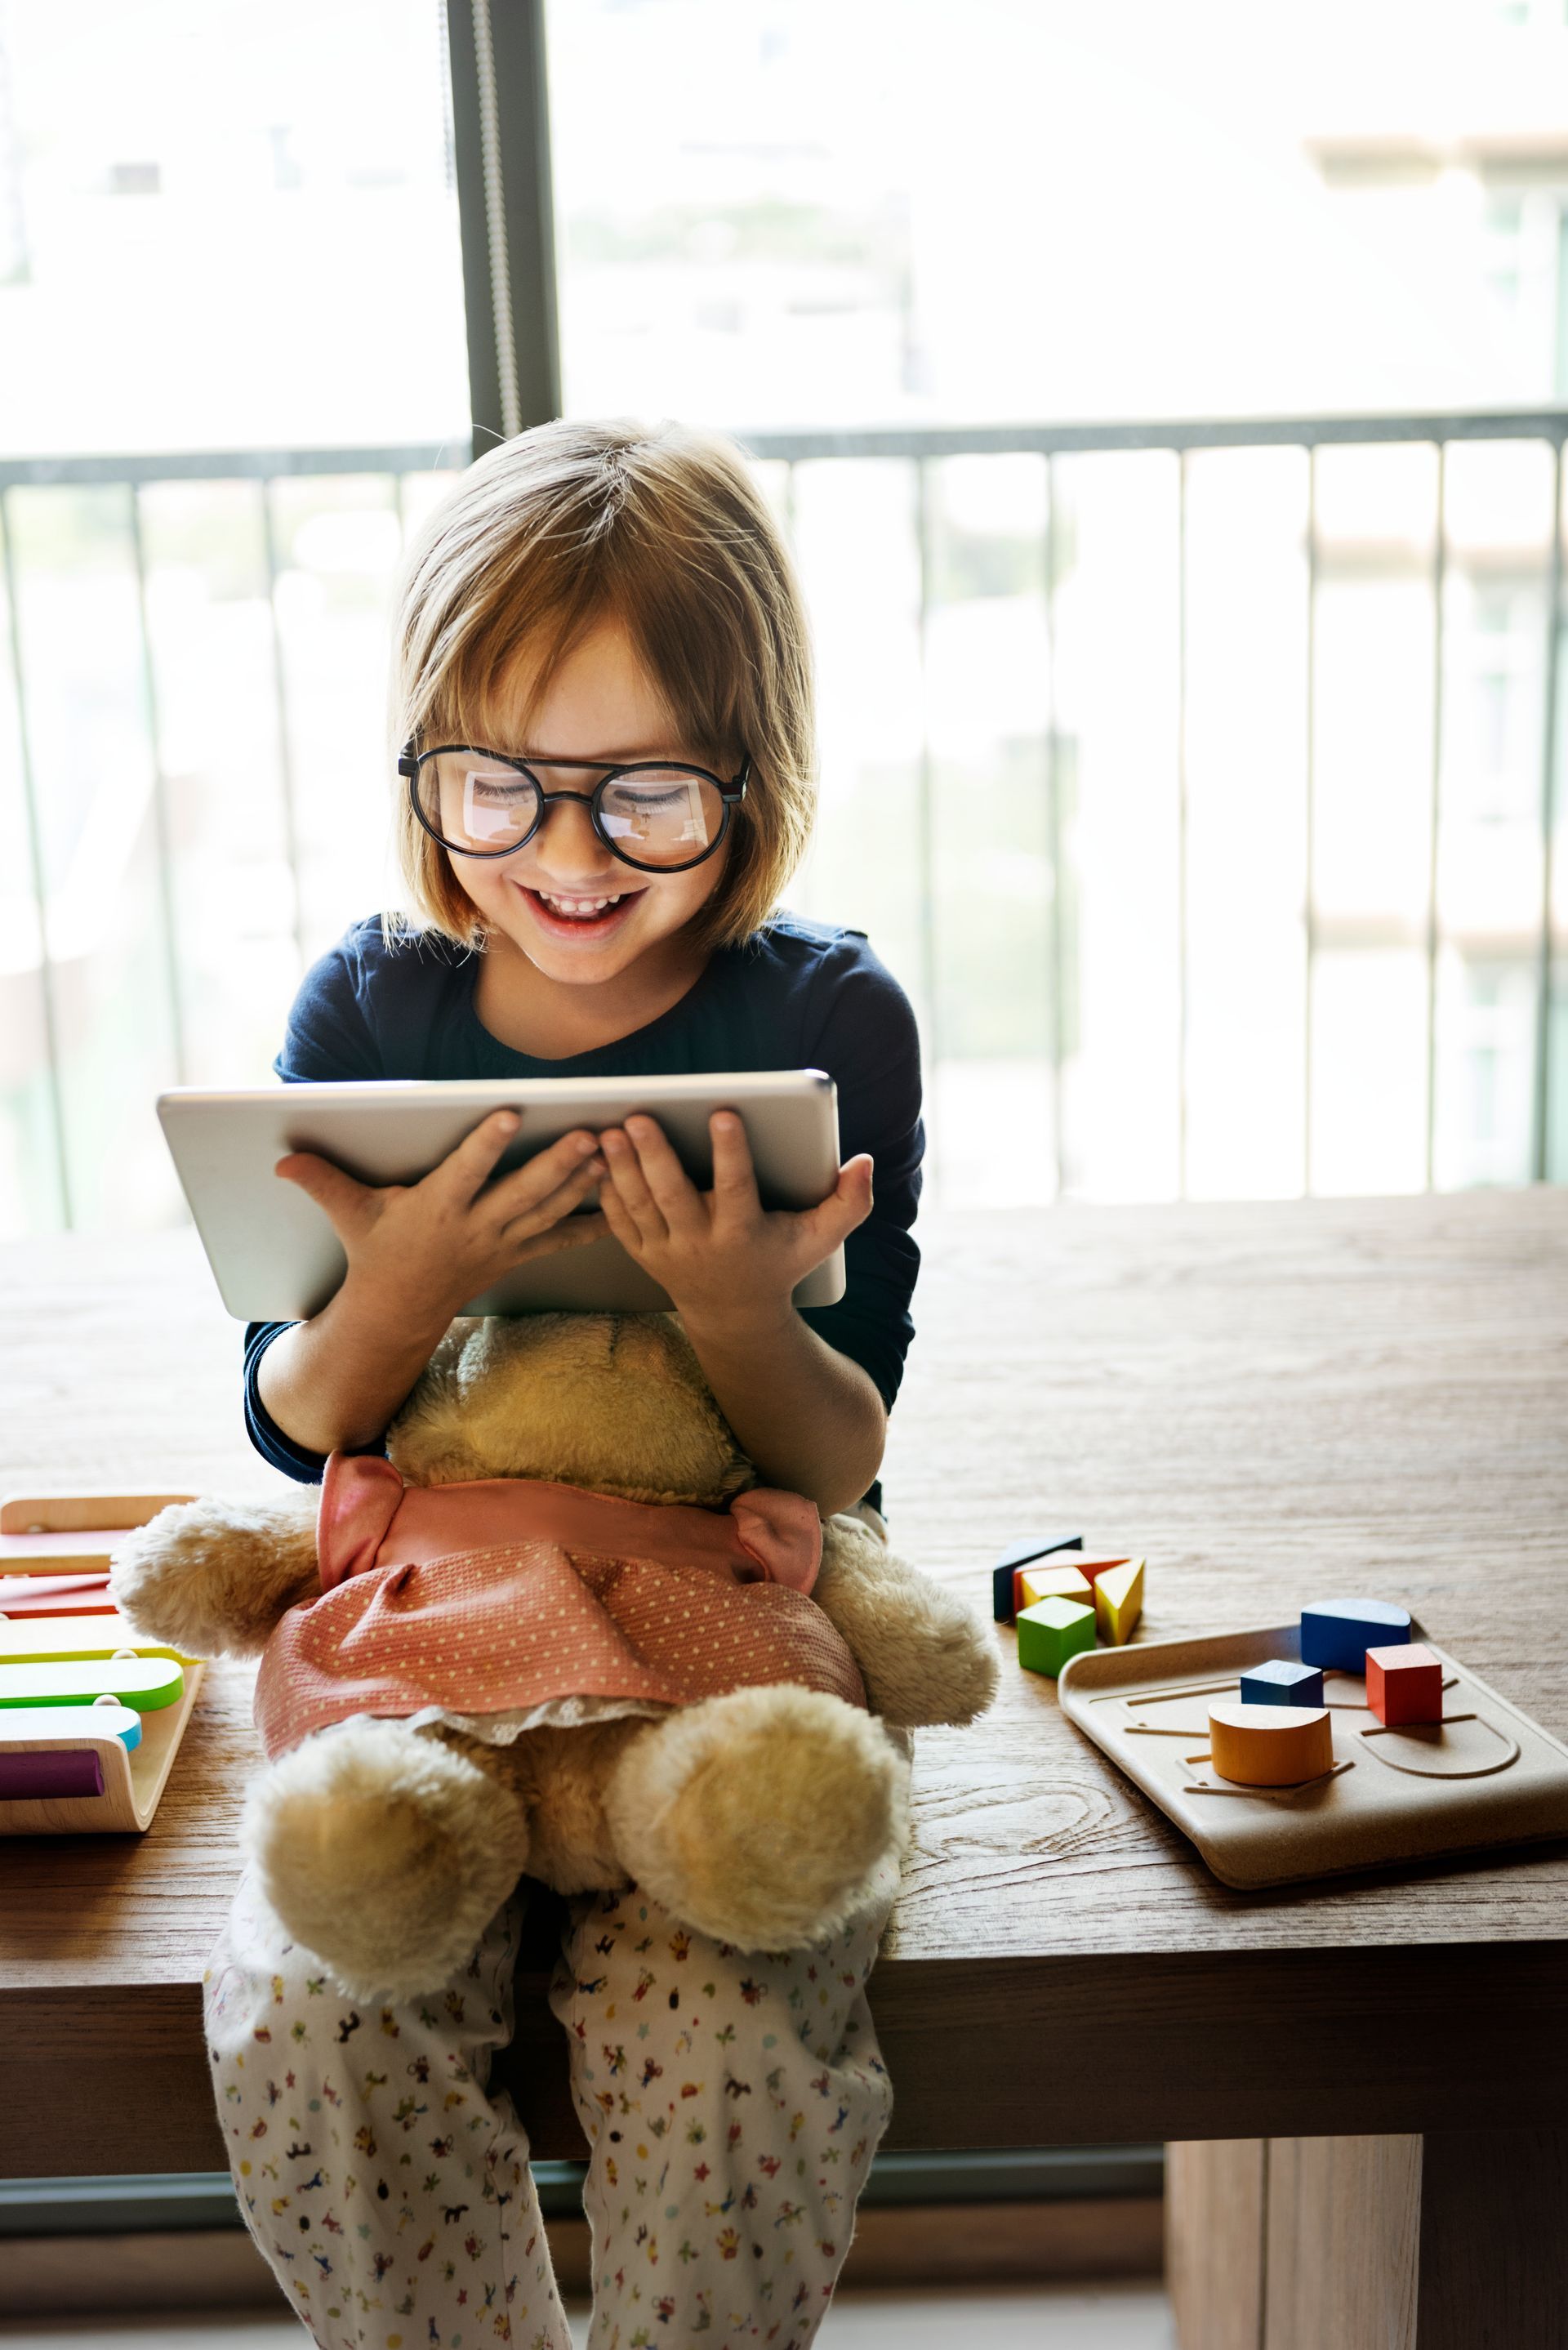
xmin=158 ymin=1071 xmax=846 ymax=1322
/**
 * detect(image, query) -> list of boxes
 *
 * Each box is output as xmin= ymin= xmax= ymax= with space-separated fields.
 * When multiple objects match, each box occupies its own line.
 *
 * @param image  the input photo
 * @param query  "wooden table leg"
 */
xmin=1173 ymin=2129 xmax=1568 ymax=2350
xmin=1263 ymin=2135 xmax=1420 ymax=2350
xmin=1166 ymin=2139 xmax=1265 ymax=2350
xmin=1416 ymin=2128 xmax=1568 ymax=2350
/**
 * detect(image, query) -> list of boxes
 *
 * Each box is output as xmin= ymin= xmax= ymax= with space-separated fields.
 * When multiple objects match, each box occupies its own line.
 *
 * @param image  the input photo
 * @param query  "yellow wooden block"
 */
xmin=1208 ymin=1701 xmax=1334 ymax=1786
xmin=1018 ymin=1563 xmax=1096 ymax=1613
xmin=1094 ymin=1557 xmax=1144 ymax=1645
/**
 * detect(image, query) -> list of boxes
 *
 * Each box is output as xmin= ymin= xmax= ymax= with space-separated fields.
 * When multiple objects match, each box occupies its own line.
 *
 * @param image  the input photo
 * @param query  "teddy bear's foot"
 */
xmin=604 ymin=1685 xmax=908 ymax=1951
xmin=242 ymin=1719 xmax=532 ymax=2003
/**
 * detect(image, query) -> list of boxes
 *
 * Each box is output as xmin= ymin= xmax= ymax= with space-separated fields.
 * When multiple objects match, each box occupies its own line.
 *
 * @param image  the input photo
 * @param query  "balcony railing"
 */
xmin=1 ymin=409 xmax=1565 ymax=1236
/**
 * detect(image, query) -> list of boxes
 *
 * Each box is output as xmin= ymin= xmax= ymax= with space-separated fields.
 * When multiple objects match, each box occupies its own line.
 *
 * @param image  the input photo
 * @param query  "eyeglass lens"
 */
xmin=422 ymin=752 xmax=726 ymax=867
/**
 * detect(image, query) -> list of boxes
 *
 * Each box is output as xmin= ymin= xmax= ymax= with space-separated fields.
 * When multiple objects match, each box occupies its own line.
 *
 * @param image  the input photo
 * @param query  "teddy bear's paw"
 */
xmin=604 ymin=1686 xmax=908 ymax=1953
xmin=241 ymin=1719 xmax=532 ymax=2004
xmin=109 ymin=1496 xmax=320 ymax=1659
xmin=813 ymin=1524 xmax=1003 ymax=1728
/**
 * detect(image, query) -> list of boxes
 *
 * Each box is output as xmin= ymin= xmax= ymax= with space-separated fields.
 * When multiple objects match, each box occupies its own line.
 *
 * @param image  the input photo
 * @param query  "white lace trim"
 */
xmin=402 ymin=1692 xmax=673 ymax=1746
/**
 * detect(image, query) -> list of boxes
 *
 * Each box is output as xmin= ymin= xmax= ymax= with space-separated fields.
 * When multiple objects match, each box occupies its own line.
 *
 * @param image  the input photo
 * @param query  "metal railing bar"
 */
xmin=1176 ymin=449 xmax=1191 ymax=1200
xmin=1045 ymin=452 xmax=1066 ymax=1199
xmin=127 ymin=484 xmax=188 ymax=1086
xmin=782 ymin=462 xmax=801 ymax=913
xmin=259 ymin=479 xmax=307 ymax=972
xmin=742 ymin=411 xmax=1568 ymax=465
xmin=0 ymin=447 xmax=460 ymax=491
xmin=7 ymin=409 xmax=1568 ymax=495
xmin=470 ymin=0 xmax=522 ymax=443
xmin=1535 ymin=439 xmax=1565 ymax=1184
xmin=913 ymin=457 xmax=939 ymax=1074
xmin=0 ymin=487 xmax=74 ymax=1228
xmin=1303 ymin=445 xmax=1319 ymax=1197
xmin=1425 ymin=445 xmax=1448 ymax=1193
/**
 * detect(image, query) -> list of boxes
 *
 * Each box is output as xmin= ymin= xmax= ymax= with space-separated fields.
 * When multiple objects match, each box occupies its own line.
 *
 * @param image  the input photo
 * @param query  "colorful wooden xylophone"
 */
xmin=0 ymin=1487 xmax=203 ymax=1834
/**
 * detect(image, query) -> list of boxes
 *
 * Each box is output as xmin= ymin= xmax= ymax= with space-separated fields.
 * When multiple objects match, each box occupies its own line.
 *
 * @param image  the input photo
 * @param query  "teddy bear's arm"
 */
xmin=811 ymin=1519 xmax=1000 ymax=1728
xmin=109 ymin=1493 xmax=322 ymax=1659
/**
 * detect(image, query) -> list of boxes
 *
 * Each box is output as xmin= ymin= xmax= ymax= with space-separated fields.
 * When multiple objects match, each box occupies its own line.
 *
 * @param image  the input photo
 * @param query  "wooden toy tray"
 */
xmin=1057 ymin=1621 xmax=1568 ymax=1889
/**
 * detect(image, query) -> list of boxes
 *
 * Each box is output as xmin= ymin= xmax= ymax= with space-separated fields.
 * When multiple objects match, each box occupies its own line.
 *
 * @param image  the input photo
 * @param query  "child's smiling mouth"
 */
xmin=515 ymin=882 xmax=646 ymax=940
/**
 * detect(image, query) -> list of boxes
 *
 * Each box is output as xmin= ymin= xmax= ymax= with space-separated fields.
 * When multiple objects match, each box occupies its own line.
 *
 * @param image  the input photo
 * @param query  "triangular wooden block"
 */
xmin=1094 ymin=1558 xmax=1145 ymax=1645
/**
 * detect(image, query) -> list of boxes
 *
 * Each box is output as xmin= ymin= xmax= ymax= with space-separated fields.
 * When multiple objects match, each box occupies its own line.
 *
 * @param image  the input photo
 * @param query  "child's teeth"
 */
xmin=541 ymin=892 xmax=621 ymax=916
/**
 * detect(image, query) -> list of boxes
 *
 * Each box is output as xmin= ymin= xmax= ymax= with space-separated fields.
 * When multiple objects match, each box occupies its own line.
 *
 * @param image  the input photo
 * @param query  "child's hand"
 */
xmin=276 ymin=1112 xmax=609 ymax=1334
xmin=595 ymin=1112 xmax=872 ymax=1332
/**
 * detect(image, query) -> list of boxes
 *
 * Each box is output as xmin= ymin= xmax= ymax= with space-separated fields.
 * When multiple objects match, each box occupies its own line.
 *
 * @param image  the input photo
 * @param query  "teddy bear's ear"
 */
xmin=318 ymin=1454 xmax=404 ymax=1590
xmin=109 ymin=1493 xmax=321 ymax=1659
xmin=730 ymin=1490 xmax=822 ymax=1591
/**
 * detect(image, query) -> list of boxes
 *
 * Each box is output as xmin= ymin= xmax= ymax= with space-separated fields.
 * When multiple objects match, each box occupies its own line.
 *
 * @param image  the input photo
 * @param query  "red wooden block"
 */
xmin=1365 ymin=1641 xmax=1442 ymax=1726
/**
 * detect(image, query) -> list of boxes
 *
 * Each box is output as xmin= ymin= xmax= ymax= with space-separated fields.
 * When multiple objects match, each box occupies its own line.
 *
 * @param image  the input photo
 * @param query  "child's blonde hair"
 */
xmin=387 ymin=418 xmax=816 ymax=949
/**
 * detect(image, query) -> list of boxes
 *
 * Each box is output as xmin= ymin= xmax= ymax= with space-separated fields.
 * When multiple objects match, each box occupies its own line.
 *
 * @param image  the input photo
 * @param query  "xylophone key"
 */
xmin=0 ymin=1572 xmax=118 ymax=1618
xmin=0 ymin=1655 xmax=185 ymax=1711
xmin=0 ymin=1612 xmax=189 ymax=1663
xmin=0 ymin=1701 xmax=142 ymax=1750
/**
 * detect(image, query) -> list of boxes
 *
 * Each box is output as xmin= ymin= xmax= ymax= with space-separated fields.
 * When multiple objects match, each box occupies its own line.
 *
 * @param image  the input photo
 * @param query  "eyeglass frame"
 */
xmin=399 ymin=738 xmax=751 ymax=874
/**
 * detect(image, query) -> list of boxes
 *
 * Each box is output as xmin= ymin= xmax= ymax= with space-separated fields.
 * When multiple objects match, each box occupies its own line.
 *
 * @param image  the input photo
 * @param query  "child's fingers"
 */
xmin=595 ymin=1173 xmax=640 ymax=1253
xmin=599 ymin=1126 xmax=670 ymax=1245
xmin=488 ymin=1138 xmax=604 ymax=1230
xmin=425 ymin=1108 xmax=528 ymax=1204
xmin=621 ymin=1115 xmax=703 ymax=1234
xmin=510 ymin=1209 xmax=610 ymax=1264
xmin=497 ymin=1152 xmax=605 ymax=1240
xmin=274 ymin=1152 xmax=374 ymax=1242
xmin=792 ymin=1154 xmax=875 ymax=1259
xmin=707 ymin=1111 xmax=760 ymax=1232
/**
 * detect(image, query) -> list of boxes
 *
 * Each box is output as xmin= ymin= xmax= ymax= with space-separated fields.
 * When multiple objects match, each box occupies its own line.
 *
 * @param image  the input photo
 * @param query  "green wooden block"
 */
xmin=1017 ymin=1597 xmax=1097 ymax=1679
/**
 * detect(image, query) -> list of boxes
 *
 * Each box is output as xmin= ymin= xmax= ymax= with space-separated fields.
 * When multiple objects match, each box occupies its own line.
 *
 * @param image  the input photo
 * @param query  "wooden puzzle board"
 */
xmin=1058 ymin=1621 xmax=1568 ymax=1889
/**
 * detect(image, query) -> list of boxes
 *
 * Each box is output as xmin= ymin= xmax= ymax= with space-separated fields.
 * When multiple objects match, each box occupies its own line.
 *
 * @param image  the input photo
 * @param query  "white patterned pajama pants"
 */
xmin=203 ymin=1868 xmax=896 ymax=2350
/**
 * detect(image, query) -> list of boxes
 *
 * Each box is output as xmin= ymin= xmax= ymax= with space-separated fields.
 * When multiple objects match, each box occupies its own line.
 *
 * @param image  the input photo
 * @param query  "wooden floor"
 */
xmin=0 ymin=2282 xmax=1177 ymax=2348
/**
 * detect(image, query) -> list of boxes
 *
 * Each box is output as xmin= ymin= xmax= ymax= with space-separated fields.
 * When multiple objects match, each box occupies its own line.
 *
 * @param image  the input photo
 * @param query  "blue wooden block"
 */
xmin=1239 ymin=1658 xmax=1325 ymax=1709
xmin=992 ymin=1535 xmax=1083 ymax=1623
xmin=1299 ymin=1598 xmax=1411 ymax=1674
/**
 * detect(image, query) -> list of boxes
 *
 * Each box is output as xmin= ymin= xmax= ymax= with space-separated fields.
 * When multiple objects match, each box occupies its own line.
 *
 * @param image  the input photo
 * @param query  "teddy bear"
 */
xmin=109 ymin=1311 xmax=997 ymax=2002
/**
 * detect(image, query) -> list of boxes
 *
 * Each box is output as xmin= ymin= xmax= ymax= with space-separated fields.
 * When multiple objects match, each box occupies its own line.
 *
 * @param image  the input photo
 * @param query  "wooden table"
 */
xmin=3 ymin=1193 xmax=1566 ymax=2348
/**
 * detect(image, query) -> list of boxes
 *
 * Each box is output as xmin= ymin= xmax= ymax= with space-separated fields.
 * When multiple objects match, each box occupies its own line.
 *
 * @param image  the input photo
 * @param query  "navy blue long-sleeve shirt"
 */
xmin=243 ymin=912 xmax=924 ymax=1491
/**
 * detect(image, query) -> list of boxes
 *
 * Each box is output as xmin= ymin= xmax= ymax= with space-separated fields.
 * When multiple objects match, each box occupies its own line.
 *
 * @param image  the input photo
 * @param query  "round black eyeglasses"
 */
xmin=399 ymin=740 xmax=750 ymax=875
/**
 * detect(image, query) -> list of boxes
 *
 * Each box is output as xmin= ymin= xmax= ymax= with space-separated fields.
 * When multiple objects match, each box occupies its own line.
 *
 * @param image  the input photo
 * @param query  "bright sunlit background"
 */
xmin=1 ymin=0 xmax=1566 ymax=1237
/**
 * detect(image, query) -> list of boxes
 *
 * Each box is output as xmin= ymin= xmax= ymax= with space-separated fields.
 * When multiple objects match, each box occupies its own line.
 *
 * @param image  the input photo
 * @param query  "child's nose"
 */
xmin=531 ymin=793 xmax=621 ymax=885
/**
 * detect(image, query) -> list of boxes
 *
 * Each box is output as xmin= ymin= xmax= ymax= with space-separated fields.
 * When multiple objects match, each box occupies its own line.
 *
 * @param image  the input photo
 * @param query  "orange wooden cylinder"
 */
xmin=1208 ymin=1701 xmax=1334 ymax=1786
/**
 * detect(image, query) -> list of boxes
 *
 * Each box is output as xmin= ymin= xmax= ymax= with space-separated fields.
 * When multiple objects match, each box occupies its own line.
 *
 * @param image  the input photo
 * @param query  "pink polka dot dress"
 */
xmin=253 ymin=1453 xmax=866 ymax=1760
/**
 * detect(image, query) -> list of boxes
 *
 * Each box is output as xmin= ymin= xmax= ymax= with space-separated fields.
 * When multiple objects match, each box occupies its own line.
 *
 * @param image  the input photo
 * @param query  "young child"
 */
xmin=204 ymin=418 xmax=924 ymax=2349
